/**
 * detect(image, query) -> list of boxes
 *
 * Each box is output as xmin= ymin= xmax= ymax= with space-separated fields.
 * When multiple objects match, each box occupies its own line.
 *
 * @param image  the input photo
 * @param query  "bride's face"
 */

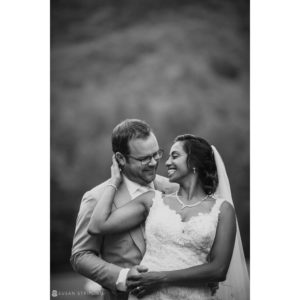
xmin=165 ymin=141 xmax=191 ymax=183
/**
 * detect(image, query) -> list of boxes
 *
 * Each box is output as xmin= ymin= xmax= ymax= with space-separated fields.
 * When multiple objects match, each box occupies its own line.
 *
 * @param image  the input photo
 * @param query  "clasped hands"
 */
xmin=126 ymin=265 xmax=165 ymax=298
xmin=126 ymin=265 xmax=219 ymax=298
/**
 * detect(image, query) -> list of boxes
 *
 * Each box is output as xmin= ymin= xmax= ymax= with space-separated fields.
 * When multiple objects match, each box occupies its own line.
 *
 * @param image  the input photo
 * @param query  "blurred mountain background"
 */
xmin=51 ymin=0 xmax=249 ymax=278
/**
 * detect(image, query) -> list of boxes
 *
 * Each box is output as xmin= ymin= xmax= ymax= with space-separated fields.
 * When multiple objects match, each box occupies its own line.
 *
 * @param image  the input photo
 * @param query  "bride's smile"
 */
xmin=165 ymin=141 xmax=190 ymax=183
xmin=167 ymin=168 xmax=176 ymax=177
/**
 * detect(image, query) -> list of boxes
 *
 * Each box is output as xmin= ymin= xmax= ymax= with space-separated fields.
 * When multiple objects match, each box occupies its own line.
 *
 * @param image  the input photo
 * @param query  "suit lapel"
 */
xmin=113 ymin=183 xmax=146 ymax=255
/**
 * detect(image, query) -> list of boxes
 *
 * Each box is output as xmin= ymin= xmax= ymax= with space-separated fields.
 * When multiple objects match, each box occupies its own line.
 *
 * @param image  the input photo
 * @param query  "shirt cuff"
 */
xmin=115 ymin=268 xmax=130 ymax=291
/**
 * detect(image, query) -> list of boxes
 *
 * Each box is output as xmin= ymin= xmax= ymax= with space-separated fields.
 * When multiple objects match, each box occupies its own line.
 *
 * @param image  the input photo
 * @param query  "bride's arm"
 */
xmin=88 ymin=156 xmax=153 ymax=235
xmin=128 ymin=201 xmax=236 ymax=295
xmin=88 ymin=188 xmax=153 ymax=235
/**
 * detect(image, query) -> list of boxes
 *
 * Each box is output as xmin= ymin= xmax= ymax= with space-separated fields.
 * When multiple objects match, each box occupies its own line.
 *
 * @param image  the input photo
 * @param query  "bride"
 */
xmin=88 ymin=134 xmax=249 ymax=300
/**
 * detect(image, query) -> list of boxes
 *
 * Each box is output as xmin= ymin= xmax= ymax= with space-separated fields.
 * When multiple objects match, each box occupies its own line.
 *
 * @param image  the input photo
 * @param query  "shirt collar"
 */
xmin=123 ymin=175 xmax=155 ymax=198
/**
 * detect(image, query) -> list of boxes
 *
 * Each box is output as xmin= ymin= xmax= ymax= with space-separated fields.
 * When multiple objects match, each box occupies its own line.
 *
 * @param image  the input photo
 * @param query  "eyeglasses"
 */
xmin=127 ymin=149 xmax=164 ymax=165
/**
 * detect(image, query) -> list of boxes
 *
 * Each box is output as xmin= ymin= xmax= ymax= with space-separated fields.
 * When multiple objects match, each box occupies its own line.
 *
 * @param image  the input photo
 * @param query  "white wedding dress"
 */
xmin=129 ymin=190 xmax=230 ymax=300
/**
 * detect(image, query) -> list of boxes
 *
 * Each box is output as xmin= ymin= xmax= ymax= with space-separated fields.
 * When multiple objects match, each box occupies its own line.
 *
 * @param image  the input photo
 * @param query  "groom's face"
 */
xmin=123 ymin=132 xmax=160 ymax=186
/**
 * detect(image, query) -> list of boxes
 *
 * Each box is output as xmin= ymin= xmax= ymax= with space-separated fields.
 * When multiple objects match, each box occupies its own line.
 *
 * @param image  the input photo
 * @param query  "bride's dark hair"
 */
xmin=174 ymin=134 xmax=218 ymax=195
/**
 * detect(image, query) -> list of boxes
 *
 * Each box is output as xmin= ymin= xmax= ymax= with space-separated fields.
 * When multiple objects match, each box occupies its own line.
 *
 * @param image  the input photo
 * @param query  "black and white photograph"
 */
xmin=4 ymin=1 xmax=300 ymax=300
xmin=50 ymin=1 xmax=249 ymax=299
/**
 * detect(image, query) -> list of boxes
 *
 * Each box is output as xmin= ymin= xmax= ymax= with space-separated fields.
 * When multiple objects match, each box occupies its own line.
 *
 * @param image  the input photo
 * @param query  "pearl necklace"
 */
xmin=174 ymin=191 xmax=209 ymax=210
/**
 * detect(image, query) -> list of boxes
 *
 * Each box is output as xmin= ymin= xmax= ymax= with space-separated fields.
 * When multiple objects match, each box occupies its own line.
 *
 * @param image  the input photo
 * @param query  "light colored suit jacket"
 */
xmin=70 ymin=175 xmax=178 ymax=300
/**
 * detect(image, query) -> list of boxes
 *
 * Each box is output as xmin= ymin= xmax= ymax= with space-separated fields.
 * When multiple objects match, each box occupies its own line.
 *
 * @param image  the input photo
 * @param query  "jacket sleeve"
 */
xmin=70 ymin=189 xmax=122 ymax=292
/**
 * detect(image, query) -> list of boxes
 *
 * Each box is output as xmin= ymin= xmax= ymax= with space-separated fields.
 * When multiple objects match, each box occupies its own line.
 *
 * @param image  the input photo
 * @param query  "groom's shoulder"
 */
xmin=84 ymin=179 xmax=111 ymax=198
xmin=77 ymin=180 xmax=112 ymax=211
xmin=155 ymin=174 xmax=179 ymax=194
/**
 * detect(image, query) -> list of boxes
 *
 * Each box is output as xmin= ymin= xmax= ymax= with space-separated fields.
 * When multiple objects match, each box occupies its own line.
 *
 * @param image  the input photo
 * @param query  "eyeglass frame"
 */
xmin=126 ymin=149 xmax=164 ymax=165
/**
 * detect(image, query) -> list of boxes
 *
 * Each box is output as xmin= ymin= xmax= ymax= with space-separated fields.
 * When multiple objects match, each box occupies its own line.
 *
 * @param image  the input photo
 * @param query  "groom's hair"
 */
xmin=174 ymin=134 xmax=218 ymax=195
xmin=112 ymin=119 xmax=152 ymax=155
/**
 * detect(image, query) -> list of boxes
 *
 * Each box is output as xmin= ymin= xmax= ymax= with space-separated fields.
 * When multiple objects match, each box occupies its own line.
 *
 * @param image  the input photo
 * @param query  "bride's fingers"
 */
xmin=112 ymin=155 xmax=118 ymax=165
xmin=136 ymin=289 xmax=146 ymax=298
xmin=111 ymin=155 xmax=122 ymax=175
xmin=130 ymin=287 xmax=139 ymax=295
xmin=130 ymin=289 xmax=138 ymax=296
xmin=137 ymin=265 xmax=148 ymax=273
xmin=127 ymin=280 xmax=141 ymax=289
xmin=127 ymin=283 xmax=137 ymax=291
xmin=131 ymin=287 xmax=145 ymax=298
xmin=127 ymin=274 xmax=142 ymax=281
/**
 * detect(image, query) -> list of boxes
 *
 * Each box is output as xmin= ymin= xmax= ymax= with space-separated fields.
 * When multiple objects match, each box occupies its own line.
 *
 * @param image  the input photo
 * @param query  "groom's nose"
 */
xmin=148 ymin=156 xmax=158 ymax=167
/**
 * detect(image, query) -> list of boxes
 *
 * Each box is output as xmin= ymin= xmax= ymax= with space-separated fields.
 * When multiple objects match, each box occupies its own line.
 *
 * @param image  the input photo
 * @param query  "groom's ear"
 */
xmin=115 ymin=152 xmax=126 ymax=168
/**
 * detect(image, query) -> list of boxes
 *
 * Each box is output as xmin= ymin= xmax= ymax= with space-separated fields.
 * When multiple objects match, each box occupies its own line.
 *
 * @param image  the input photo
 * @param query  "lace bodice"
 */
xmin=130 ymin=190 xmax=227 ymax=300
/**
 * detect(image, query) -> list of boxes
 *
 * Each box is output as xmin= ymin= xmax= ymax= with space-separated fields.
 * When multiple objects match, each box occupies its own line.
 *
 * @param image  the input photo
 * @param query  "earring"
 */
xmin=193 ymin=167 xmax=196 ymax=174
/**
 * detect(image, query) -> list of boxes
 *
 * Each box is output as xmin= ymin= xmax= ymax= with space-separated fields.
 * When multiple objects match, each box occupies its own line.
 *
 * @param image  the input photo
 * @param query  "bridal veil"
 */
xmin=212 ymin=145 xmax=250 ymax=300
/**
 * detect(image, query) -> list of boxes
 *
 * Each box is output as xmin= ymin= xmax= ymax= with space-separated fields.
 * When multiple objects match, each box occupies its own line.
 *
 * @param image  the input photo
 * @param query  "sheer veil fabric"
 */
xmin=212 ymin=146 xmax=250 ymax=300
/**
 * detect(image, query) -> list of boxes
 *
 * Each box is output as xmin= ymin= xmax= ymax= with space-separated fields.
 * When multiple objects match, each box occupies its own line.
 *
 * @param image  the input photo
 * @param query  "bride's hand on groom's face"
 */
xmin=110 ymin=155 xmax=123 ymax=187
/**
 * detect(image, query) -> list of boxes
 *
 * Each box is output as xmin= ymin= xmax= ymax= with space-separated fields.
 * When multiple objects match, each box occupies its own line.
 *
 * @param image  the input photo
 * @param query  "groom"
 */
xmin=71 ymin=119 xmax=178 ymax=300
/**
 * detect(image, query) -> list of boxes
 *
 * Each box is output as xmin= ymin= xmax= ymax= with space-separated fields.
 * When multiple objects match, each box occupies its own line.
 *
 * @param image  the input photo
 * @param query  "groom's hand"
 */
xmin=126 ymin=265 xmax=148 ymax=290
xmin=127 ymin=271 xmax=166 ymax=298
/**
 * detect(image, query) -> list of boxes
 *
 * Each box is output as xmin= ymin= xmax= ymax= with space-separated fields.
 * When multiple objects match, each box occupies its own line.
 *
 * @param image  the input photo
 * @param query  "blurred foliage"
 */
xmin=51 ymin=0 xmax=249 ymax=271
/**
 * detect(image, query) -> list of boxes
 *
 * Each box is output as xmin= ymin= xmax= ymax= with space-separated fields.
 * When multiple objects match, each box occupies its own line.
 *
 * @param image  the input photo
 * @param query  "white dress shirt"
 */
xmin=123 ymin=175 xmax=154 ymax=199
